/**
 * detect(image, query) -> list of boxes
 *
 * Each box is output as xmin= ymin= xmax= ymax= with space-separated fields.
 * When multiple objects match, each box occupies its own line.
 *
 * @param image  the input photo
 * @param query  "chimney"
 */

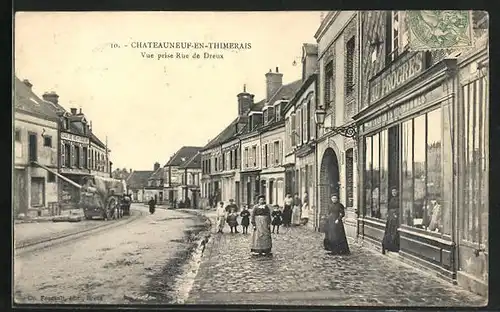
xmin=302 ymin=44 xmax=319 ymax=81
xmin=79 ymin=108 xmax=83 ymax=115
xmin=23 ymin=79 xmax=33 ymax=89
xmin=42 ymin=91 xmax=59 ymax=105
xmin=154 ymin=162 xmax=160 ymax=171
xmin=70 ymin=108 xmax=77 ymax=115
xmin=237 ymin=84 xmax=255 ymax=116
xmin=265 ymin=67 xmax=283 ymax=101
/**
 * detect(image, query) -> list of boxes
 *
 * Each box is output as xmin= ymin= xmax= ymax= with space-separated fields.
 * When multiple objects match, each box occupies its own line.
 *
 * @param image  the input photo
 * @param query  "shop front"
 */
xmin=295 ymin=143 xmax=316 ymax=230
xmin=354 ymin=50 xmax=459 ymax=281
xmin=240 ymin=170 xmax=261 ymax=207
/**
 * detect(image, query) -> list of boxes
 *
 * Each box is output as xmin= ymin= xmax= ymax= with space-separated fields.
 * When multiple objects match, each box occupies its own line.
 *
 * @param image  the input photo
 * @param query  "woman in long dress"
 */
xmin=323 ymin=194 xmax=350 ymax=255
xmin=300 ymin=192 xmax=310 ymax=225
xmin=382 ymin=188 xmax=400 ymax=254
xmin=250 ymin=195 xmax=272 ymax=256
xmin=215 ymin=201 xmax=227 ymax=233
xmin=291 ymin=193 xmax=302 ymax=226
xmin=282 ymin=194 xmax=293 ymax=227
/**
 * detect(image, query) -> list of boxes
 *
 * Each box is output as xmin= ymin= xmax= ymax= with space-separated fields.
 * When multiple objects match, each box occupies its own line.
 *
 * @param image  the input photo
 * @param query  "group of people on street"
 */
xmin=213 ymin=187 xmax=401 ymax=258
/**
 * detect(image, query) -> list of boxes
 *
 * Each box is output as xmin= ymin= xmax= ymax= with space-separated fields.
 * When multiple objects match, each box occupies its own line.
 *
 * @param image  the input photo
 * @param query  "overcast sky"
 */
xmin=15 ymin=11 xmax=323 ymax=171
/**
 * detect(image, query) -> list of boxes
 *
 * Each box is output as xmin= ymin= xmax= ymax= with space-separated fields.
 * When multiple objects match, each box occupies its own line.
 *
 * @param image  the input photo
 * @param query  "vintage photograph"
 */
xmin=13 ymin=11 xmax=489 ymax=307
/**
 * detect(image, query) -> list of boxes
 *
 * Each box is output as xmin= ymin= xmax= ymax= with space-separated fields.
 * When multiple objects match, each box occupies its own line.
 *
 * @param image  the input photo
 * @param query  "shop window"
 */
xmin=324 ymin=61 xmax=334 ymax=109
xmin=462 ymin=76 xmax=488 ymax=245
xmin=400 ymin=108 xmax=449 ymax=235
xmin=371 ymin=134 xmax=380 ymax=218
xmin=364 ymin=136 xmax=372 ymax=215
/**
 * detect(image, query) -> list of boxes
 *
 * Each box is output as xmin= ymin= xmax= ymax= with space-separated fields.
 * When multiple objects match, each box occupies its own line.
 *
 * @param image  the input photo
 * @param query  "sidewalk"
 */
xmin=186 ymin=211 xmax=486 ymax=307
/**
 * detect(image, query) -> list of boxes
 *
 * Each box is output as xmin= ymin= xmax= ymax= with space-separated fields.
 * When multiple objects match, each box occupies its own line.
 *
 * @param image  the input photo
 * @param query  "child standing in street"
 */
xmin=271 ymin=205 xmax=283 ymax=234
xmin=226 ymin=206 xmax=239 ymax=233
xmin=240 ymin=205 xmax=251 ymax=234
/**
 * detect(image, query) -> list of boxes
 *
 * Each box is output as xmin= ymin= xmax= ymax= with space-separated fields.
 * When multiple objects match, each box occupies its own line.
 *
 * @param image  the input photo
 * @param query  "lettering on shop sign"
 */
xmin=369 ymin=52 xmax=425 ymax=105
xmin=364 ymin=84 xmax=445 ymax=133
xmin=61 ymin=132 xmax=89 ymax=144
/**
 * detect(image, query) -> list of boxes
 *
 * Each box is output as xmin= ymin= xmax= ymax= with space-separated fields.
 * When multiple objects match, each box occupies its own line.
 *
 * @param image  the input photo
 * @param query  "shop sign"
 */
xmin=61 ymin=132 xmax=89 ymax=144
xmin=369 ymin=52 xmax=425 ymax=105
xmin=363 ymin=84 xmax=445 ymax=133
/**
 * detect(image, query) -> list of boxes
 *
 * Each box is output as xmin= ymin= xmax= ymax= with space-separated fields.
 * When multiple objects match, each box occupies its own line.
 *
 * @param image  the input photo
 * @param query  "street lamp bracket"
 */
xmin=315 ymin=105 xmax=357 ymax=139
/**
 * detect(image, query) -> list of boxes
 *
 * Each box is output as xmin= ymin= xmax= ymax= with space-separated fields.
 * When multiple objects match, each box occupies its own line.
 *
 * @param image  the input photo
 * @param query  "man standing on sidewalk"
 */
xmin=215 ymin=201 xmax=227 ymax=233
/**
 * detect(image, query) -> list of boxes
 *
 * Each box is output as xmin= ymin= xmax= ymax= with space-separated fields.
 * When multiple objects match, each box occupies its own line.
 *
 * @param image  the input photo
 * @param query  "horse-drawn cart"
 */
xmin=79 ymin=176 xmax=127 ymax=220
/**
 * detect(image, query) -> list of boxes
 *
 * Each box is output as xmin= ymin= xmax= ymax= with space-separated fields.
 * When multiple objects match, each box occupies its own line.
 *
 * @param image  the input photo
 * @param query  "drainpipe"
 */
xmin=355 ymin=10 xmax=363 ymax=239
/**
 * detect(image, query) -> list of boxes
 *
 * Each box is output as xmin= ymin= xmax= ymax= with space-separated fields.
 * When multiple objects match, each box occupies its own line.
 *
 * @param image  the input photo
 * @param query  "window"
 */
xmin=291 ymin=113 xmax=296 ymax=146
xmin=346 ymin=36 xmax=355 ymax=95
xmin=214 ymin=156 xmax=218 ymax=171
xmin=48 ymin=172 xmax=56 ymax=183
xmin=64 ymin=143 xmax=71 ymax=167
xmin=83 ymin=147 xmax=88 ymax=168
xmin=222 ymin=153 xmax=226 ymax=171
xmin=274 ymin=141 xmax=280 ymax=164
xmin=296 ymin=108 xmax=302 ymax=146
xmin=364 ymin=136 xmax=372 ymax=216
xmin=275 ymin=103 xmax=281 ymax=121
xmin=324 ymin=61 xmax=334 ymax=109
xmin=252 ymin=146 xmax=257 ymax=166
xmin=386 ymin=11 xmax=409 ymax=63
xmin=234 ymin=148 xmax=239 ymax=169
xmin=244 ymin=147 xmax=249 ymax=168
xmin=462 ymin=76 xmax=488 ymax=245
xmin=15 ymin=129 xmax=21 ymax=141
xmin=229 ymin=150 xmax=233 ymax=169
xmin=263 ymin=109 xmax=268 ymax=124
xmin=399 ymin=108 xmax=448 ymax=235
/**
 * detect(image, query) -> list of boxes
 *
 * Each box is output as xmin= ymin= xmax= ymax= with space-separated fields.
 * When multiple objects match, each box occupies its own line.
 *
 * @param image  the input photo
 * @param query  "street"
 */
xmin=186 ymin=212 xmax=487 ymax=307
xmin=14 ymin=205 xmax=210 ymax=304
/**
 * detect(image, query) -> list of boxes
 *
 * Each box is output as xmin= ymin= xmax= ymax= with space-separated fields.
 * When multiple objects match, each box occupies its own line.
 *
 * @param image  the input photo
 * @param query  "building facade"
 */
xmin=353 ymin=10 xmax=488 ymax=297
xmin=14 ymin=78 xmax=59 ymax=217
xmin=145 ymin=162 xmax=164 ymax=203
xmin=314 ymin=11 xmax=360 ymax=236
xmin=164 ymin=146 xmax=202 ymax=205
xmin=178 ymin=152 xmax=202 ymax=208
xmin=125 ymin=169 xmax=154 ymax=203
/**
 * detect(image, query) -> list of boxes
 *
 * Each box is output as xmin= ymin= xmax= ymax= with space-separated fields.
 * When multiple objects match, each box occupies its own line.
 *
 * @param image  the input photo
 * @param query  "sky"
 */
xmin=15 ymin=11 xmax=324 ymax=171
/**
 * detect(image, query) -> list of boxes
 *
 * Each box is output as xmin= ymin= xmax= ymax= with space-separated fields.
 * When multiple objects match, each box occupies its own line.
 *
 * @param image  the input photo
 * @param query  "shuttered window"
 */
xmin=296 ymin=108 xmax=301 ymax=146
xmin=324 ymin=61 xmax=334 ymax=109
xmin=291 ymin=113 xmax=296 ymax=147
xmin=346 ymin=36 xmax=355 ymax=95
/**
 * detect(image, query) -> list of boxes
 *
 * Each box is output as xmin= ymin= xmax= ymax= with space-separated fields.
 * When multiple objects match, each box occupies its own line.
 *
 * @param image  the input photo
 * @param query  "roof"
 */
xmin=202 ymin=117 xmax=240 ymax=151
xmin=283 ymin=73 xmax=318 ymax=115
xmin=90 ymin=132 xmax=107 ymax=149
xmin=149 ymin=166 xmax=164 ymax=180
xmin=14 ymin=77 xmax=59 ymax=122
xmin=179 ymin=152 xmax=202 ymax=169
xmin=165 ymin=146 xmax=203 ymax=166
xmin=125 ymin=170 xmax=154 ymax=188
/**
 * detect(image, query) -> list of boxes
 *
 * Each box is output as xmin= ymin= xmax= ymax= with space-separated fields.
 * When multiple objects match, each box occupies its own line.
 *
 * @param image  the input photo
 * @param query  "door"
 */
xmin=268 ymin=180 xmax=274 ymax=204
xmin=235 ymin=181 xmax=240 ymax=207
xmin=14 ymin=169 xmax=28 ymax=215
xmin=159 ymin=192 xmax=163 ymax=203
xmin=246 ymin=181 xmax=251 ymax=206
xmin=31 ymin=177 xmax=45 ymax=207
xmin=28 ymin=133 xmax=37 ymax=162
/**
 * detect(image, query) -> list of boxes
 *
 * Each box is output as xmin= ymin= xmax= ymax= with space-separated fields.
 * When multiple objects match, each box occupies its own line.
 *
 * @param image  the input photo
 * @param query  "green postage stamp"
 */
xmin=407 ymin=11 xmax=474 ymax=51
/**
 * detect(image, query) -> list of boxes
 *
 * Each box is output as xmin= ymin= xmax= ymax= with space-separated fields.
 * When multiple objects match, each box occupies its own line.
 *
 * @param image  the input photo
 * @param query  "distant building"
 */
xmin=145 ymin=162 xmax=164 ymax=203
xmin=14 ymin=77 xmax=59 ymax=217
xmin=164 ymin=146 xmax=203 ymax=205
xmin=178 ymin=152 xmax=202 ymax=208
xmin=125 ymin=169 xmax=154 ymax=203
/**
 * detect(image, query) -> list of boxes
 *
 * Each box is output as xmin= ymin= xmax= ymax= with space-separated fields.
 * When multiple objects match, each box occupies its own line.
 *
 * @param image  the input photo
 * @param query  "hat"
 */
xmin=257 ymin=195 xmax=265 ymax=200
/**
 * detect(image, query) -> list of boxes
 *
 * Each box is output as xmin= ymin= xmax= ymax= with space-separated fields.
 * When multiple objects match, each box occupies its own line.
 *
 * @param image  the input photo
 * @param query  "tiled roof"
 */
xmin=149 ymin=167 xmax=165 ymax=180
xmin=202 ymin=118 xmax=241 ymax=151
xmin=165 ymin=146 xmax=203 ymax=166
xmin=14 ymin=77 xmax=59 ymax=121
xmin=179 ymin=152 xmax=202 ymax=169
xmin=267 ymin=79 xmax=303 ymax=105
xmin=125 ymin=170 xmax=153 ymax=189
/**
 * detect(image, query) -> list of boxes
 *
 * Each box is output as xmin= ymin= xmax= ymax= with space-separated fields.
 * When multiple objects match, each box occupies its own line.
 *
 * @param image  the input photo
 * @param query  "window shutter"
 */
xmin=86 ymin=148 xmax=90 ymax=169
xmin=310 ymin=99 xmax=315 ymax=140
xmin=80 ymin=146 xmax=84 ymax=168
xmin=303 ymin=105 xmax=307 ymax=143
xmin=61 ymin=144 xmax=65 ymax=167
xmin=291 ymin=114 xmax=296 ymax=146
xmin=270 ymin=143 xmax=275 ymax=167
xmin=279 ymin=140 xmax=283 ymax=165
xmin=71 ymin=145 xmax=75 ymax=167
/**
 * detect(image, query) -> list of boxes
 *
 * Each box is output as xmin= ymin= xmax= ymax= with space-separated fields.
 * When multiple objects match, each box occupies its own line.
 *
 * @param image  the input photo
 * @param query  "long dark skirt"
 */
xmin=323 ymin=217 xmax=350 ymax=255
xmin=282 ymin=205 xmax=292 ymax=225
xmin=382 ymin=213 xmax=400 ymax=252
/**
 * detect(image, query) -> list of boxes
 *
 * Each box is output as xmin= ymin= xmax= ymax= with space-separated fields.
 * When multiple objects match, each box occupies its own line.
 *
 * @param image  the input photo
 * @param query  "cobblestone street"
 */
xmin=187 ymin=213 xmax=487 ymax=307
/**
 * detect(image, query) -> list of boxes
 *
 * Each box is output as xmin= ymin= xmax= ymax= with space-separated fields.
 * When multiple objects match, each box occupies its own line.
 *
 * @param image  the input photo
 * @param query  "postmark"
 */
xmin=407 ymin=11 xmax=474 ymax=51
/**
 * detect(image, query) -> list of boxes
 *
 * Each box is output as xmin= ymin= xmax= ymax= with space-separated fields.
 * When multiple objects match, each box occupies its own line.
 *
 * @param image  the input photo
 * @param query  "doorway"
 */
xmin=388 ymin=126 xmax=400 ymax=200
xmin=319 ymin=148 xmax=340 ymax=226
xmin=268 ymin=180 xmax=274 ymax=205
xmin=31 ymin=177 xmax=45 ymax=207
xmin=28 ymin=132 xmax=37 ymax=162
xmin=235 ymin=181 xmax=240 ymax=206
